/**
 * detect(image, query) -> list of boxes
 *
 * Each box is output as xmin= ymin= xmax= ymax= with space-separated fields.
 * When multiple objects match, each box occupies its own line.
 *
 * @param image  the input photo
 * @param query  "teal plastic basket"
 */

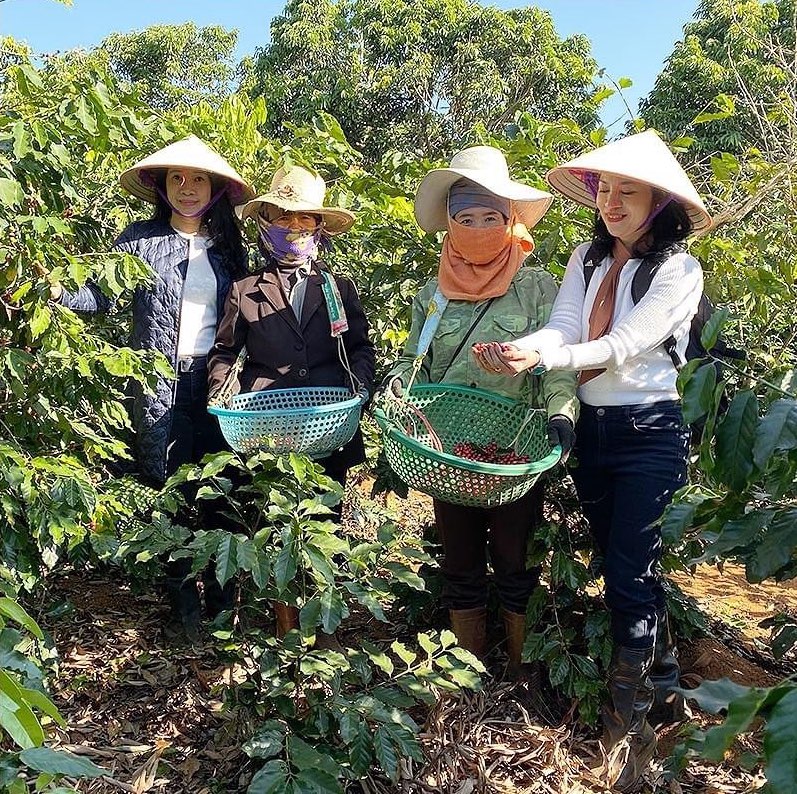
xmin=374 ymin=384 xmax=561 ymax=507
xmin=208 ymin=387 xmax=364 ymax=458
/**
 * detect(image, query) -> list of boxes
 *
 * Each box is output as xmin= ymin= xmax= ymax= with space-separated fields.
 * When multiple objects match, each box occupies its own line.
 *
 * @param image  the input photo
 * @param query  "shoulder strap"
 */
xmin=630 ymin=257 xmax=661 ymax=304
xmin=416 ymin=287 xmax=449 ymax=358
xmin=321 ymin=270 xmax=349 ymax=337
xmin=630 ymin=256 xmax=682 ymax=368
xmin=582 ymin=242 xmax=601 ymax=292
xmin=439 ymin=297 xmax=496 ymax=380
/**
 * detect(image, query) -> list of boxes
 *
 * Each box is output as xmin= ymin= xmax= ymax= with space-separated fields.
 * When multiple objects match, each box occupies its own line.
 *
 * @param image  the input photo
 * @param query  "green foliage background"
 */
xmin=0 ymin=0 xmax=796 ymax=789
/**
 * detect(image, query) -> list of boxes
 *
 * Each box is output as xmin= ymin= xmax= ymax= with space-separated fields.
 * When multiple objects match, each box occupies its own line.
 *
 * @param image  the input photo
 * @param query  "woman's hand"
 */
xmin=471 ymin=342 xmax=541 ymax=376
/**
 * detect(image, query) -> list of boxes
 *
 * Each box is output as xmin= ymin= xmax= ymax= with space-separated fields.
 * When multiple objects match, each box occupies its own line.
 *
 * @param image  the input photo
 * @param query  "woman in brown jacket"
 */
xmin=207 ymin=164 xmax=375 ymax=488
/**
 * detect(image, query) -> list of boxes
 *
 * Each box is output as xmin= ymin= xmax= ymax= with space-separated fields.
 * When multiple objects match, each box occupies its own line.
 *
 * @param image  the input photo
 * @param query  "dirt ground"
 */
xmin=32 ymin=477 xmax=797 ymax=793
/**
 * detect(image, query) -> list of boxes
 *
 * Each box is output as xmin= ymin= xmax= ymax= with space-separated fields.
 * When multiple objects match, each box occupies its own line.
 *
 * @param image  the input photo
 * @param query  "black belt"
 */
xmin=177 ymin=355 xmax=207 ymax=373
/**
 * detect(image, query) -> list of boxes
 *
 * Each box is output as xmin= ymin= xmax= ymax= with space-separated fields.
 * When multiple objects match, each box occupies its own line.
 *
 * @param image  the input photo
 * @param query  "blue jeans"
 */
xmin=571 ymin=402 xmax=689 ymax=650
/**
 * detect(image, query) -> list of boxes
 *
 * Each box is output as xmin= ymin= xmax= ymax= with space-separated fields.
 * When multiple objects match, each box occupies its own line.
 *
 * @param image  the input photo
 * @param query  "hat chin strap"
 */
xmin=638 ymin=194 xmax=673 ymax=231
xmin=156 ymin=184 xmax=227 ymax=219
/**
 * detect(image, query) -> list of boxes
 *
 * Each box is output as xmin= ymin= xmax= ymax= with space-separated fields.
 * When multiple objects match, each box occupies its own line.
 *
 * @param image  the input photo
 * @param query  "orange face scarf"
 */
xmin=437 ymin=213 xmax=535 ymax=301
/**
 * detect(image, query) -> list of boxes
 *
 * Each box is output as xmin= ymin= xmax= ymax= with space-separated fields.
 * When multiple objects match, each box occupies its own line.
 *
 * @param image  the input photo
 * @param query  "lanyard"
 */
xmin=416 ymin=287 xmax=448 ymax=357
xmin=321 ymin=270 xmax=349 ymax=337
xmin=405 ymin=286 xmax=494 ymax=389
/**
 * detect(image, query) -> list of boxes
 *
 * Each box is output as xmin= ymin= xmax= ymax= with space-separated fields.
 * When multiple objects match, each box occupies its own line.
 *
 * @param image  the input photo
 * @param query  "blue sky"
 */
xmin=3 ymin=0 xmax=698 ymax=129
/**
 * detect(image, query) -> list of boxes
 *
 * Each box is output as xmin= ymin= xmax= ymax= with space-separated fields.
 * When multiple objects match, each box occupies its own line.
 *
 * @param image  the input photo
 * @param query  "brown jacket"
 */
xmin=207 ymin=260 xmax=375 ymax=468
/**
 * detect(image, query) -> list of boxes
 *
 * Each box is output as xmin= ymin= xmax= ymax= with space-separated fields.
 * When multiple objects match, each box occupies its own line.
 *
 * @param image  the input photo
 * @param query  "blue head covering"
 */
xmin=447 ymin=178 xmax=510 ymax=220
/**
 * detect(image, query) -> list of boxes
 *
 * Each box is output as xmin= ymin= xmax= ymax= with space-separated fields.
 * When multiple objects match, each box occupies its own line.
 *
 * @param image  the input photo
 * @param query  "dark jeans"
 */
xmin=164 ymin=361 xmax=232 ymax=620
xmin=572 ymin=401 xmax=689 ymax=650
xmin=167 ymin=361 xmax=228 ymax=478
xmin=434 ymin=483 xmax=543 ymax=614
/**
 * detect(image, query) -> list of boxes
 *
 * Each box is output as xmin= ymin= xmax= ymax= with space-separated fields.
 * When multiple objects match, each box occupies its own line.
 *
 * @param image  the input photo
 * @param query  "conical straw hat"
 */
xmin=546 ymin=130 xmax=711 ymax=233
xmin=414 ymin=145 xmax=553 ymax=233
xmin=120 ymin=135 xmax=255 ymax=205
xmin=237 ymin=166 xmax=355 ymax=235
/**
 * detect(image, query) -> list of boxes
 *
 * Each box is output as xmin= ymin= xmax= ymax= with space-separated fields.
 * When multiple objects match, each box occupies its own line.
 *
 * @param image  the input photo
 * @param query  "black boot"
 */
xmin=164 ymin=561 xmax=202 ymax=645
xmin=648 ymin=607 xmax=684 ymax=724
xmin=204 ymin=574 xmax=235 ymax=621
xmin=601 ymin=645 xmax=657 ymax=792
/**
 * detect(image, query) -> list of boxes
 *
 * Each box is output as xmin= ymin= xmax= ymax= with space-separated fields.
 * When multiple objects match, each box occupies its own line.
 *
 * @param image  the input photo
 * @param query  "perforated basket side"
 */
xmin=208 ymin=387 xmax=363 ymax=457
xmin=374 ymin=383 xmax=561 ymax=507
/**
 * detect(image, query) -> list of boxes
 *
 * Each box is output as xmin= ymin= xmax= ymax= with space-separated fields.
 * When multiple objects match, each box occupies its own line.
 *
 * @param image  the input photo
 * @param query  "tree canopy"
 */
xmin=640 ymin=0 xmax=796 ymax=157
xmin=99 ymin=22 xmax=239 ymax=110
xmin=250 ymin=0 xmax=601 ymax=161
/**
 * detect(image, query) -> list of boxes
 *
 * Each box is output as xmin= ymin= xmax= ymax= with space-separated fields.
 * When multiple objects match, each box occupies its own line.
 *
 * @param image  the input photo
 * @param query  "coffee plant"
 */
xmin=96 ymin=451 xmax=482 ymax=791
xmin=2 ymin=5 xmax=797 ymax=786
xmin=0 ymin=597 xmax=106 ymax=792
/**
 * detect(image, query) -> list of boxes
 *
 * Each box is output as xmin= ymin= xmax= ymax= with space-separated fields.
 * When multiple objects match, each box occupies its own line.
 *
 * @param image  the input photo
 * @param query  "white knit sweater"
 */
xmin=515 ymin=242 xmax=704 ymax=406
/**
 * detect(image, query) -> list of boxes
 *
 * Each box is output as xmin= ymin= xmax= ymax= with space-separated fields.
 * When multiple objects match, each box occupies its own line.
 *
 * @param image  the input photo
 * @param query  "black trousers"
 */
xmin=164 ymin=361 xmax=231 ymax=619
xmin=167 ymin=362 xmax=228 ymax=478
xmin=164 ymin=364 xmax=350 ymax=616
xmin=434 ymin=483 xmax=543 ymax=614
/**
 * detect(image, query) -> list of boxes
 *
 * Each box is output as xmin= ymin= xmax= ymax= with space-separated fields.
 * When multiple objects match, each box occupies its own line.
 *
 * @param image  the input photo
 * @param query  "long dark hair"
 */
xmin=151 ymin=174 xmax=247 ymax=278
xmin=589 ymin=194 xmax=693 ymax=268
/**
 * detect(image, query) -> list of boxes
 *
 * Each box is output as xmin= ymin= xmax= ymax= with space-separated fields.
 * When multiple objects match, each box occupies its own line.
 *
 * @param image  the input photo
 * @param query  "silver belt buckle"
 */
xmin=178 ymin=357 xmax=193 ymax=373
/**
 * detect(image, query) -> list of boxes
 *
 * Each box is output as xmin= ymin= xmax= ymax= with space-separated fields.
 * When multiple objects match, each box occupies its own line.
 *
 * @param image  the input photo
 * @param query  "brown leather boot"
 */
xmin=502 ymin=608 xmax=526 ymax=679
xmin=449 ymin=607 xmax=487 ymax=659
xmin=273 ymin=602 xmax=300 ymax=639
xmin=502 ymin=608 xmax=542 ymax=695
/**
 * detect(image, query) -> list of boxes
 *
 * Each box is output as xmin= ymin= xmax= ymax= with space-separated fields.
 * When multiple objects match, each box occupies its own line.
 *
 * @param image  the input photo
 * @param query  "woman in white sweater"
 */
xmin=473 ymin=130 xmax=712 ymax=791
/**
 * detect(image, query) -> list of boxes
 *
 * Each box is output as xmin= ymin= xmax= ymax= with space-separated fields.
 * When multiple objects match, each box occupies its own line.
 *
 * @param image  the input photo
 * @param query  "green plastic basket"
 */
xmin=208 ymin=387 xmax=364 ymax=458
xmin=374 ymin=384 xmax=561 ymax=507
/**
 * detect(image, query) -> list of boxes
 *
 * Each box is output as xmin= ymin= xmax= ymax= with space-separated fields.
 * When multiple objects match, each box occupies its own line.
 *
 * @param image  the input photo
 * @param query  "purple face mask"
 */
xmin=258 ymin=219 xmax=322 ymax=267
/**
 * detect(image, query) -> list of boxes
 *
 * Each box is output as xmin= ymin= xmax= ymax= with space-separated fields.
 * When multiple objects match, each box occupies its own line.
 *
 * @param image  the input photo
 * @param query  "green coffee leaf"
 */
xmin=19 ymin=747 xmax=105 ymax=778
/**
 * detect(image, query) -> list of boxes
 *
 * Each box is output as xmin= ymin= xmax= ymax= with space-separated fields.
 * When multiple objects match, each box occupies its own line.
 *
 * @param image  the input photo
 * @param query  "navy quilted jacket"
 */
xmin=61 ymin=220 xmax=243 ymax=483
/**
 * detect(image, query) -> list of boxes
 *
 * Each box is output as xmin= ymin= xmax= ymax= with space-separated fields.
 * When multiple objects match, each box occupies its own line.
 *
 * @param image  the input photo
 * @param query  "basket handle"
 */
xmin=510 ymin=409 xmax=544 ymax=454
xmin=400 ymin=402 xmax=443 ymax=451
xmin=382 ymin=391 xmax=443 ymax=452
xmin=210 ymin=347 xmax=247 ymax=408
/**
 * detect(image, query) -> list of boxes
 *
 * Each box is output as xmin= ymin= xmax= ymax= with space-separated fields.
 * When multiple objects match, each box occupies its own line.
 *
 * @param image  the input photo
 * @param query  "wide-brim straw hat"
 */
xmin=414 ymin=145 xmax=554 ymax=233
xmin=237 ymin=166 xmax=355 ymax=235
xmin=546 ymin=129 xmax=712 ymax=233
xmin=119 ymin=135 xmax=255 ymax=205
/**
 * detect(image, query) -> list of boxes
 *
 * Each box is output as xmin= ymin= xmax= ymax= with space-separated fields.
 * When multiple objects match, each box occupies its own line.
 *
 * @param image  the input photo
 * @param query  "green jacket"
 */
xmin=389 ymin=267 xmax=578 ymax=422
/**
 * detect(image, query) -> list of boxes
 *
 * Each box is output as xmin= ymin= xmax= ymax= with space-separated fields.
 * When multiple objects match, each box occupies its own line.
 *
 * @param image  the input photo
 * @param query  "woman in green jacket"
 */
xmin=388 ymin=146 xmax=577 ymax=677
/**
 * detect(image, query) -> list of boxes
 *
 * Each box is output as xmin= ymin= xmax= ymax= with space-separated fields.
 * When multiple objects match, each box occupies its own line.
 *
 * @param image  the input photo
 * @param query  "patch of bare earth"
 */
xmin=30 ymin=474 xmax=797 ymax=792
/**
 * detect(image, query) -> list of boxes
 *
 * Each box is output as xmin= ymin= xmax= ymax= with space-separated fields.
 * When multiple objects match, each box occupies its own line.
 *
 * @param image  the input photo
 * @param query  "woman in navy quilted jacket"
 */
xmin=53 ymin=135 xmax=254 ymax=643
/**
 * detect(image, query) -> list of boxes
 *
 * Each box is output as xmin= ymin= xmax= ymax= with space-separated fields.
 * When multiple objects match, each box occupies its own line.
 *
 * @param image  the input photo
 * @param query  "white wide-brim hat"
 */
xmin=414 ymin=145 xmax=554 ymax=233
xmin=237 ymin=166 xmax=355 ymax=235
xmin=546 ymin=129 xmax=712 ymax=233
xmin=119 ymin=135 xmax=255 ymax=205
